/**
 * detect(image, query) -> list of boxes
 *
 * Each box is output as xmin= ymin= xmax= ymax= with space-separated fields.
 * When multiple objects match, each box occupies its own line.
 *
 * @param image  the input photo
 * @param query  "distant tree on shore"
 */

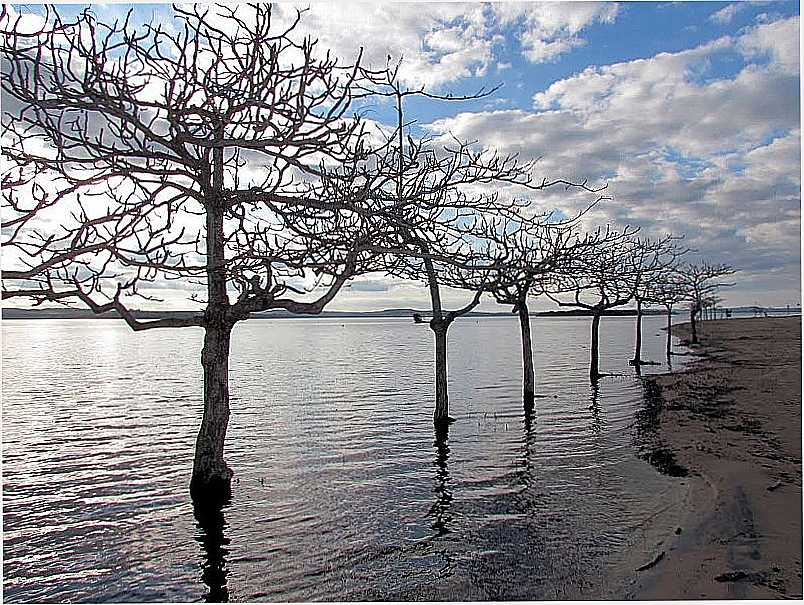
xmin=1 ymin=5 xmax=386 ymax=498
xmin=701 ymin=294 xmax=723 ymax=320
xmin=677 ymin=262 xmax=736 ymax=344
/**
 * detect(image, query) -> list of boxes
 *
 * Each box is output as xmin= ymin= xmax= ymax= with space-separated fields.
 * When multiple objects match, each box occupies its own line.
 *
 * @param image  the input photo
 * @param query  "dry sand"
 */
xmin=624 ymin=316 xmax=802 ymax=599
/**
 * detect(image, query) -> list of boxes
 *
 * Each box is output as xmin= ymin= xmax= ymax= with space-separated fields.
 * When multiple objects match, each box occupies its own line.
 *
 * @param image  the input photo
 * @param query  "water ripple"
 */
xmin=3 ymin=315 xmax=691 ymax=601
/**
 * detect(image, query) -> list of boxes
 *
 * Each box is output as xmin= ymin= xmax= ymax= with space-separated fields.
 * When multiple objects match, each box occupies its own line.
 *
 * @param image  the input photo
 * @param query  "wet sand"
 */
xmin=626 ymin=316 xmax=802 ymax=599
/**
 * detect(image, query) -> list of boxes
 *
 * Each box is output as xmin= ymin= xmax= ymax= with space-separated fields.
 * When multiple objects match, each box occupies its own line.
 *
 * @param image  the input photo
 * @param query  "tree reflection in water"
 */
xmin=428 ymin=423 xmax=453 ymax=537
xmin=589 ymin=380 xmax=602 ymax=435
xmin=518 ymin=407 xmax=537 ymax=488
xmin=192 ymin=490 xmax=232 ymax=602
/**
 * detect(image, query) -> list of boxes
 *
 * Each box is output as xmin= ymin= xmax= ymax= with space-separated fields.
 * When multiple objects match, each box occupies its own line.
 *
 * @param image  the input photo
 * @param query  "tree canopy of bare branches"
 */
xmin=447 ymin=213 xmax=603 ymax=409
xmin=625 ymin=234 xmax=686 ymax=366
xmin=1 ymin=4 xmax=386 ymax=497
xmin=352 ymin=64 xmax=607 ymax=421
xmin=544 ymin=225 xmax=640 ymax=380
xmin=675 ymin=261 xmax=736 ymax=344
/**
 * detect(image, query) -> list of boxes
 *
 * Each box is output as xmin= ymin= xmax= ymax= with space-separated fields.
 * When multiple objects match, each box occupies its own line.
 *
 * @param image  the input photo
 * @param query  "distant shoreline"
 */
xmin=2 ymin=307 xmax=798 ymax=321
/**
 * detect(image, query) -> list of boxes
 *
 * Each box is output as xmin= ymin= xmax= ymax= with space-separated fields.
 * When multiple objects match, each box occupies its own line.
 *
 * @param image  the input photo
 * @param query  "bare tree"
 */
xmin=1 ymin=5 xmax=385 ymax=498
xmin=676 ymin=262 xmax=736 ymax=344
xmin=701 ymin=294 xmax=723 ymax=320
xmin=451 ymin=218 xmax=601 ymax=411
xmin=645 ymin=271 xmax=688 ymax=358
xmin=627 ymin=235 xmax=685 ymax=366
xmin=545 ymin=226 xmax=640 ymax=382
xmin=356 ymin=64 xmax=602 ymax=423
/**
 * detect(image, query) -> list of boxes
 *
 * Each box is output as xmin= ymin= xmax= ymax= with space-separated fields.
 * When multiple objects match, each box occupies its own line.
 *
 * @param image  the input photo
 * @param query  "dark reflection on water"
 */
xmin=517 ymin=408 xmax=536 ymax=488
xmin=428 ymin=424 xmax=453 ymax=538
xmin=589 ymin=380 xmax=602 ymax=435
xmin=193 ymin=493 xmax=232 ymax=602
xmin=634 ymin=379 xmax=690 ymax=478
xmin=3 ymin=315 xmax=693 ymax=602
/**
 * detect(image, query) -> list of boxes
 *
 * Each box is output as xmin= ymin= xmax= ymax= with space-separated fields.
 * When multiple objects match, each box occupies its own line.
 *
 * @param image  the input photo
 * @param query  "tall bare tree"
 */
xmin=356 ymin=65 xmax=601 ymax=423
xmin=1 ymin=5 xmax=385 ymax=497
xmin=450 ymin=218 xmax=603 ymax=411
xmin=627 ymin=234 xmax=685 ymax=366
xmin=645 ymin=270 xmax=688 ymax=358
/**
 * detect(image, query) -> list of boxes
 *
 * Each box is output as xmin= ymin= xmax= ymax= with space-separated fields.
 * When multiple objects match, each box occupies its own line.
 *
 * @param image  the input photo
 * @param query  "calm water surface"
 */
xmin=3 ymin=315 xmax=690 ymax=601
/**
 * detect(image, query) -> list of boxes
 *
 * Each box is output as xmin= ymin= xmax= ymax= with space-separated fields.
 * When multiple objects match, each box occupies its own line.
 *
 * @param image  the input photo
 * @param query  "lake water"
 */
xmin=2 ymin=315 xmax=691 ymax=602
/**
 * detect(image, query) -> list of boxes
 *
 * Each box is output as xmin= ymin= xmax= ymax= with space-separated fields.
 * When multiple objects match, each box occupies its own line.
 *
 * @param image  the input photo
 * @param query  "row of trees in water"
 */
xmin=1 ymin=5 xmax=734 ymax=498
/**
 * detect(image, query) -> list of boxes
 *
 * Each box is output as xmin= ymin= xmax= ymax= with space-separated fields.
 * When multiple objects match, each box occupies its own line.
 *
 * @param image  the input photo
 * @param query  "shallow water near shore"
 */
xmin=3 ymin=315 xmax=692 ymax=601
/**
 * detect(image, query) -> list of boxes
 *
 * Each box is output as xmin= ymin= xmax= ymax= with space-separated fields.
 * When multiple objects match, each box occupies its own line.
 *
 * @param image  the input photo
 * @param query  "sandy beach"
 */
xmin=624 ymin=316 xmax=802 ymax=599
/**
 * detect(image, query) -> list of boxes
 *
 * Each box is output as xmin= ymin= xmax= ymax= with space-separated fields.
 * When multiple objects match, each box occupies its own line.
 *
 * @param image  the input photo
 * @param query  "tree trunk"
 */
xmin=431 ymin=320 xmax=451 ymax=423
xmin=517 ymin=301 xmax=535 ymax=411
xmin=666 ymin=306 xmax=673 ymax=358
xmin=191 ymin=322 xmax=234 ymax=498
xmin=590 ymin=312 xmax=602 ymax=381
xmin=632 ymin=298 xmax=643 ymax=365
xmin=690 ymin=308 xmax=698 ymax=344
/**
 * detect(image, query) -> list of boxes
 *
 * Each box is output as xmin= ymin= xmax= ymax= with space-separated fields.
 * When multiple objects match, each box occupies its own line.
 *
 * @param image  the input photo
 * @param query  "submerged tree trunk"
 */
xmin=431 ymin=320 xmax=451 ymax=423
xmin=517 ymin=300 xmax=535 ymax=410
xmin=632 ymin=298 xmax=643 ymax=365
xmin=191 ymin=322 xmax=235 ymax=498
xmin=590 ymin=312 xmax=602 ymax=381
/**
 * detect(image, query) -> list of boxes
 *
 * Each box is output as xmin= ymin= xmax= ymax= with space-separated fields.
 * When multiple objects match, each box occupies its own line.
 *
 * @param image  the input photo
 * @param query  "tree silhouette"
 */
xmin=1 ymin=5 xmax=384 ymax=497
xmin=545 ymin=226 xmax=640 ymax=381
xmin=676 ymin=262 xmax=735 ymax=344
xmin=352 ymin=64 xmax=604 ymax=423
xmin=626 ymin=235 xmax=685 ymax=366
xmin=645 ymin=270 xmax=688 ymax=358
xmin=449 ymin=217 xmax=604 ymax=410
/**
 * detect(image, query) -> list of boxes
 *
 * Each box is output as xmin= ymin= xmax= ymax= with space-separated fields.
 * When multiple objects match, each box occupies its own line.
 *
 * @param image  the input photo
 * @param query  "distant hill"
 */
xmin=7 ymin=305 xmax=799 ymax=321
xmin=2 ymin=306 xmax=671 ymax=320
xmin=730 ymin=306 xmax=801 ymax=314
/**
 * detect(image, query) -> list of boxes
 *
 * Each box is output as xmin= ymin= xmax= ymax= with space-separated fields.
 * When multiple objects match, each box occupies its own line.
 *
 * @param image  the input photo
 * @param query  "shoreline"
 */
xmin=625 ymin=316 xmax=802 ymax=599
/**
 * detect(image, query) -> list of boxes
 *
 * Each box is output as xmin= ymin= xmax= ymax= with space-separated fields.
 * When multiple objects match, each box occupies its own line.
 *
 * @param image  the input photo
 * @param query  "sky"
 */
xmin=6 ymin=1 xmax=802 ymax=312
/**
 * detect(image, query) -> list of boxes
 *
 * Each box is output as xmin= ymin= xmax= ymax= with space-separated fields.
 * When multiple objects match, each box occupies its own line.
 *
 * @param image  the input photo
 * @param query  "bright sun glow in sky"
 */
xmin=9 ymin=1 xmax=802 ymax=312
